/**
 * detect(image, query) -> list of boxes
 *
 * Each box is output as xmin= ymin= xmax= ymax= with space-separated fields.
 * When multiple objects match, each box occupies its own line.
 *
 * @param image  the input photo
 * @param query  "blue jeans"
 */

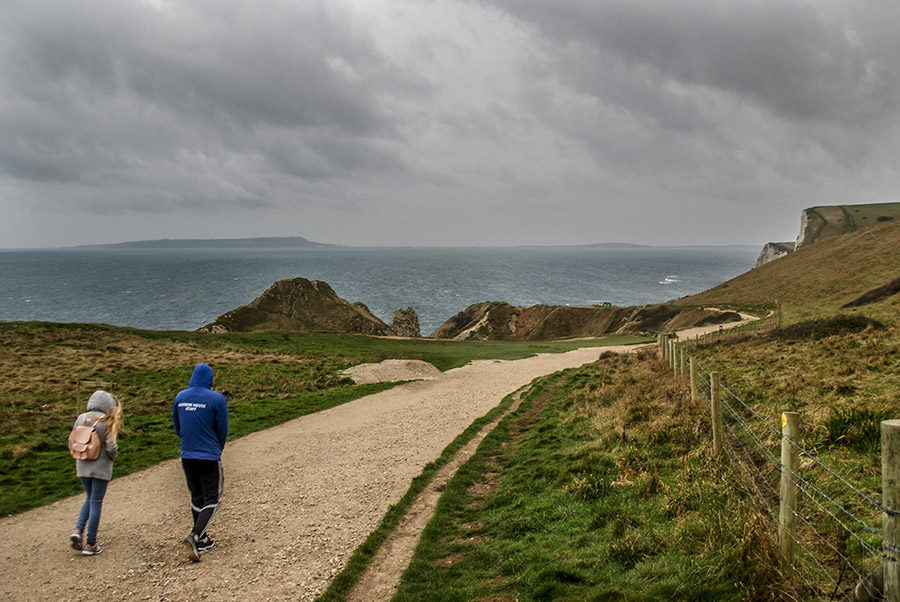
xmin=76 ymin=477 xmax=109 ymax=545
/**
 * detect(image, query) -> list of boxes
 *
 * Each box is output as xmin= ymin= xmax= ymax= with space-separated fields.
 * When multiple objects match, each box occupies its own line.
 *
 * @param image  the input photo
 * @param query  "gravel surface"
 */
xmin=343 ymin=359 xmax=443 ymax=384
xmin=0 ymin=345 xmax=635 ymax=602
xmin=346 ymin=385 xmax=532 ymax=602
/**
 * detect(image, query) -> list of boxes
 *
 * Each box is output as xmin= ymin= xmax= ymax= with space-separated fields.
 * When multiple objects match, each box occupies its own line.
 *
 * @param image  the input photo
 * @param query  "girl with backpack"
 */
xmin=69 ymin=390 xmax=123 ymax=556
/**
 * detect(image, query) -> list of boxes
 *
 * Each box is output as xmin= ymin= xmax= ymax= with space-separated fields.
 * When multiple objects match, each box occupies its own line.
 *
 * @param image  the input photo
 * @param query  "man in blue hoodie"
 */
xmin=173 ymin=363 xmax=228 ymax=562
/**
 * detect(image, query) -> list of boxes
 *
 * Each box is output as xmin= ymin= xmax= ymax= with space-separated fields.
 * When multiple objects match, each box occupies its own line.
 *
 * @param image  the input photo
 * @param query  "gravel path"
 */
xmin=0 ymin=345 xmax=638 ymax=602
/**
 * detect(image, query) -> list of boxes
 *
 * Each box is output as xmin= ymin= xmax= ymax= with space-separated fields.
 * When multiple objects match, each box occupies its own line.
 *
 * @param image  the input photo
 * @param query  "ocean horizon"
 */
xmin=0 ymin=245 xmax=760 ymax=336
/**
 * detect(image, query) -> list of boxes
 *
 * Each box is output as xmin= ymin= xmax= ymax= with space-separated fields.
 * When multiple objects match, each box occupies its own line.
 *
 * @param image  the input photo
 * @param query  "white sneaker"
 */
xmin=82 ymin=542 xmax=102 ymax=556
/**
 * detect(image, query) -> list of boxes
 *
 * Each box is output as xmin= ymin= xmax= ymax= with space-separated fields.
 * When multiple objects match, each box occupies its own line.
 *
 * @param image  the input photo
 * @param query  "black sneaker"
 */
xmin=197 ymin=536 xmax=215 ymax=552
xmin=184 ymin=533 xmax=201 ymax=562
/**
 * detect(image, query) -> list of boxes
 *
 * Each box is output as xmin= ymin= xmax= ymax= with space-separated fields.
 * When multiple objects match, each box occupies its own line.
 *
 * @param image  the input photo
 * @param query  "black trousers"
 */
xmin=181 ymin=458 xmax=223 ymax=538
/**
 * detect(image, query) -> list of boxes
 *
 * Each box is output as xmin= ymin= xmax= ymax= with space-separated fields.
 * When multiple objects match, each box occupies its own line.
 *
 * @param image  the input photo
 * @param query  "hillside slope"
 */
xmin=796 ymin=202 xmax=900 ymax=249
xmin=429 ymin=302 xmax=741 ymax=341
xmin=679 ymin=220 xmax=900 ymax=325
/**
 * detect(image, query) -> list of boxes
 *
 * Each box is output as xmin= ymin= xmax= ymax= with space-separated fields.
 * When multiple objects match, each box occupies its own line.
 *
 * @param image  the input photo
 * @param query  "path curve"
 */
xmin=0 ymin=345 xmax=638 ymax=602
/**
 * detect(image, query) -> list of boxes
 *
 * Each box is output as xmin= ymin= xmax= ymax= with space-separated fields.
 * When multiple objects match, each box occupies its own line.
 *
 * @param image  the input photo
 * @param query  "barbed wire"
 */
xmin=720 ymin=383 xmax=782 ymax=438
xmin=790 ymin=460 xmax=881 ymax=542
xmin=784 ymin=434 xmax=898 ymax=518
xmin=721 ymin=424 xmax=780 ymax=518
xmin=791 ymin=500 xmax=873 ymax=583
xmin=784 ymin=528 xmax=852 ymax=601
xmin=661 ymin=343 xmax=885 ymax=598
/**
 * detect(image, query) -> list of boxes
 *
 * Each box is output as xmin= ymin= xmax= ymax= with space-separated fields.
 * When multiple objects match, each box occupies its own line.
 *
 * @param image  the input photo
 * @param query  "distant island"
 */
xmin=582 ymin=242 xmax=652 ymax=248
xmin=74 ymin=237 xmax=760 ymax=251
xmin=79 ymin=236 xmax=338 ymax=249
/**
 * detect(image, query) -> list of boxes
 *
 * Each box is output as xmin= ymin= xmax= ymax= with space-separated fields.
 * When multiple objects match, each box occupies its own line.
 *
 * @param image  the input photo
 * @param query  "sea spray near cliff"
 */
xmin=0 ymin=246 xmax=758 ymax=335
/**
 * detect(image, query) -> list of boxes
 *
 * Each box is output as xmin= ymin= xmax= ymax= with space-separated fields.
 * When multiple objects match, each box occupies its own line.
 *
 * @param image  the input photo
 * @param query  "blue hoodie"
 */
xmin=172 ymin=363 xmax=229 ymax=461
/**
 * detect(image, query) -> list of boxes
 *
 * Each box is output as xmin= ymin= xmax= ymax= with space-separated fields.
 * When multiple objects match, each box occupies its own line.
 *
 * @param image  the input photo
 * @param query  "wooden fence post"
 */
xmin=710 ymin=372 xmax=723 ymax=456
xmin=779 ymin=412 xmax=800 ymax=566
xmin=689 ymin=356 xmax=697 ymax=405
xmin=883 ymin=420 xmax=900 ymax=601
xmin=672 ymin=340 xmax=678 ymax=376
xmin=679 ymin=347 xmax=685 ymax=378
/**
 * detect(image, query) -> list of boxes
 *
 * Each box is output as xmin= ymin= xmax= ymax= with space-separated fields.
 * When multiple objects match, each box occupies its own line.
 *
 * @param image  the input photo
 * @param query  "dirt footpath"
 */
xmin=0 ymin=345 xmax=637 ymax=602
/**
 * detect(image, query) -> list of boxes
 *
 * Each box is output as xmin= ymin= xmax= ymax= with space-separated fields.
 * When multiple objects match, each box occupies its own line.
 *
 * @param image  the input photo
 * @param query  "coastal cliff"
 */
xmin=754 ymin=242 xmax=794 ymax=268
xmin=755 ymin=202 xmax=900 ymax=267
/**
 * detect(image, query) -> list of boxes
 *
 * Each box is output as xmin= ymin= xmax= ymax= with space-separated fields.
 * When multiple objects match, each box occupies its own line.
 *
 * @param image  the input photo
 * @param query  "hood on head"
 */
xmin=87 ymin=390 xmax=116 ymax=414
xmin=189 ymin=363 xmax=214 ymax=389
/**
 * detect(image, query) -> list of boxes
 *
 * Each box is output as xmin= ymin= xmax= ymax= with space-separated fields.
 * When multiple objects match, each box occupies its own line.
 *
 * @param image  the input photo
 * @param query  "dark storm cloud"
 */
xmin=3 ymin=0 xmax=899 ymax=248
xmin=0 ymin=0 xmax=423 ymax=213
xmin=470 ymin=0 xmax=900 ymax=208
xmin=478 ymin=0 xmax=900 ymax=126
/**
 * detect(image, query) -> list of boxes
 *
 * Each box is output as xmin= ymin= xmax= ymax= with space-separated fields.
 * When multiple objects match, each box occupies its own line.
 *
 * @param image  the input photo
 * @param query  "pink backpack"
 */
xmin=68 ymin=419 xmax=101 ymax=460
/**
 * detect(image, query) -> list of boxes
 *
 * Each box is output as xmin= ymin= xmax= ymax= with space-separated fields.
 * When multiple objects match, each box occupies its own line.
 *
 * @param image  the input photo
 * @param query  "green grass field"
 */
xmin=0 ymin=321 xmax=649 ymax=516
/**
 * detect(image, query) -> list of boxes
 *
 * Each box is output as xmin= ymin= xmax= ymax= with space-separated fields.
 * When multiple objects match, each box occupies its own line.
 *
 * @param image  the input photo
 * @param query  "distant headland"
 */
xmin=77 ymin=236 xmax=338 ymax=249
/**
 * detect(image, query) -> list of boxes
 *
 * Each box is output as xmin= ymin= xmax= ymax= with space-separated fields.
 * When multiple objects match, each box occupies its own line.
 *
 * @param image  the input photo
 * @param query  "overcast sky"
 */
xmin=2 ymin=0 xmax=899 ymax=248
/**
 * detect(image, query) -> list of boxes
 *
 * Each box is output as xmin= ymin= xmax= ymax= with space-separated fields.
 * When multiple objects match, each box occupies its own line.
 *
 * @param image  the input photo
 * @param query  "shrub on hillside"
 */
xmin=769 ymin=315 xmax=884 ymax=341
xmin=843 ymin=276 xmax=900 ymax=308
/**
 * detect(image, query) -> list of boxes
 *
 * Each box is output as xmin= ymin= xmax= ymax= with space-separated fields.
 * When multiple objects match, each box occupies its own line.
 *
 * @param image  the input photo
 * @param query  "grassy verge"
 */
xmin=685 ymin=316 xmax=899 ymax=493
xmin=0 ymin=321 xmax=649 ymax=516
xmin=392 ymin=351 xmax=787 ymax=601
xmin=681 ymin=316 xmax=899 ymax=590
xmin=314 ymin=385 xmax=524 ymax=602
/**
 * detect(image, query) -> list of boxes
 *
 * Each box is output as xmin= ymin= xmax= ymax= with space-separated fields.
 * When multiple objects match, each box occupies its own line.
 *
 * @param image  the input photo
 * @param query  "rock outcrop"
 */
xmin=387 ymin=307 xmax=421 ymax=338
xmin=754 ymin=242 xmax=794 ymax=268
xmin=429 ymin=301 xmax=740 ymax=341
xmin=199 ymin=278 xmax=741 ymax=341
xmin=198 ymin=278 xmax=390 ymax=335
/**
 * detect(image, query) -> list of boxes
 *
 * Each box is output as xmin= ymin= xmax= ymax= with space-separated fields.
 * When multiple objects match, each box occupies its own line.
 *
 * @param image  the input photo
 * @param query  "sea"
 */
xmin=0 ymin=246 xmax=759 ymax=336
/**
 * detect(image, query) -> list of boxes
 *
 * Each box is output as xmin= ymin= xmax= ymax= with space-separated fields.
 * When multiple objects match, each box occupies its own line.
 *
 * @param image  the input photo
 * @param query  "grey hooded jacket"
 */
xmin=74 ymin=390 xmax=119 ymax=480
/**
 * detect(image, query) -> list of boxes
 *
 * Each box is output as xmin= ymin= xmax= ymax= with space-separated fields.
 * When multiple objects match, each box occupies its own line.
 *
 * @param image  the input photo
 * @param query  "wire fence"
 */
xmin=689 ymin=357 xmax=884 ymax=600
xmin=693 ymin=318 xmax=777 ymax=342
